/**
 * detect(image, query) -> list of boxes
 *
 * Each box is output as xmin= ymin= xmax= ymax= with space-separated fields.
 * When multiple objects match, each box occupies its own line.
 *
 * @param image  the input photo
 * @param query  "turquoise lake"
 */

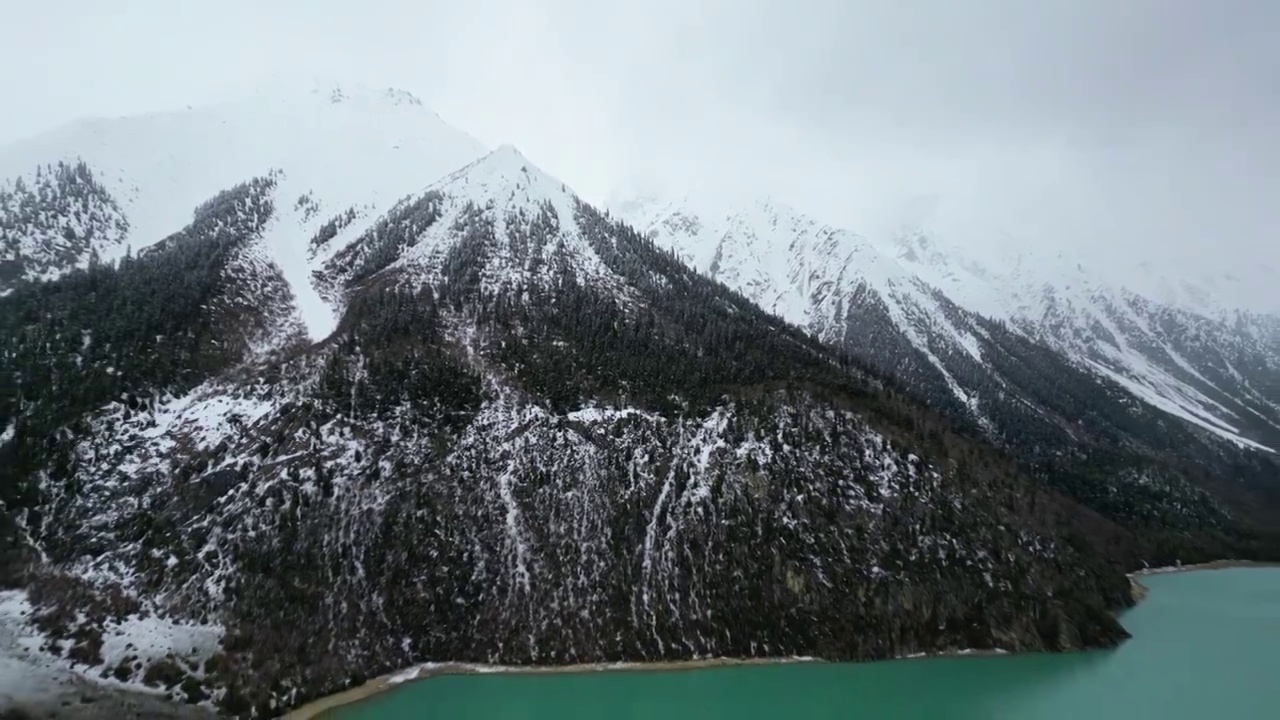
xmin=334 ymin=568 xmax=1280 ymax=719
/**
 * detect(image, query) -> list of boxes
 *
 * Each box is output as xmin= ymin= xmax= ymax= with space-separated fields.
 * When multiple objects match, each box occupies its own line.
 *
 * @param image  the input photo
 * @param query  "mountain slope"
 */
xmin=2 ymin=147 xmax=1136 ymax=716
xmin=892 ymin=230 xmax=1280 ymax=452
xmin=614 ymin=193 xmax=1280 ymax=550
xmin=0 ymin=80 xmax=488 ymax=337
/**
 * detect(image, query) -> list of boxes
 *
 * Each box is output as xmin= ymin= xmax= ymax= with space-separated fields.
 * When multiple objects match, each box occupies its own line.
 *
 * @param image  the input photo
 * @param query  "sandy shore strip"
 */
xmin=286 ymin=656 xmax=820 ymax=719
xmin=1126 ymin=559 xmax=1280 ymax=606
xmin=1128 ymin=559 xmax=1280 ymax=577
xmin=286 ymin=644 xmax=1021 ymax=719
xmin=1129 ymin=577 xmax=1150 ymax=604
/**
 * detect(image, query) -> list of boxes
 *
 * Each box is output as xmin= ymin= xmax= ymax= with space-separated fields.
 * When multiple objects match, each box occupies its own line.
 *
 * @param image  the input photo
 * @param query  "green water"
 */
xmin=336 ymin=569 xmax=1280 ymax=719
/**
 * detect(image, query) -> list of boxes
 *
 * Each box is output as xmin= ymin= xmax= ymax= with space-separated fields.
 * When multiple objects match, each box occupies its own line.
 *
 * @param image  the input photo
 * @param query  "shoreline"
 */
xmin=285 ymin=656 xmax=822 ymax=720
xmin=1128 ymin=559 xmax=1280 ymax=577
xmin=286 ymin=647 xmax=1015 ymax=719
xmin=1126 ymin=559 xmax=1280 ymax=607
xmin=1128 ymin=577 xmax=1150 ymax=604
xmin=290 ymin=560 xmax=1280 ymax=719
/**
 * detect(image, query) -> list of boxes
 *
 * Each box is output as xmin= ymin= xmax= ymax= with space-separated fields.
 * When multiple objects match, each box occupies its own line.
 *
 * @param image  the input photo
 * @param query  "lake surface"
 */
xmin=333 ymin=568 xmax=1280 ymax=719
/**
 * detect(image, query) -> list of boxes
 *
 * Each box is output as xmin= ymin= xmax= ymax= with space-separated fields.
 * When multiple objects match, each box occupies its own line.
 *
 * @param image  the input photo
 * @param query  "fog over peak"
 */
xmin=5 ymin=0 xmax=1277 ymax=312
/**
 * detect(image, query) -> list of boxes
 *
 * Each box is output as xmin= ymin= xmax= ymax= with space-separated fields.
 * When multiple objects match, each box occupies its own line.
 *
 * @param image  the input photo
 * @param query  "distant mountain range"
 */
xmin=0 ymin=81 xmax=1275 ymax=717
xmin=614 ymin=194 xmax=1280 ymax=452
xmin=614 ymin=193 xmax=1280 ymax=530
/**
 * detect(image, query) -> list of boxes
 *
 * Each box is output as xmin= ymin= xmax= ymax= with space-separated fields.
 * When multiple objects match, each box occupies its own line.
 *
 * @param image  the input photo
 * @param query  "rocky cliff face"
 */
xmin=2 ymin=147 xmax=1133 ymax=716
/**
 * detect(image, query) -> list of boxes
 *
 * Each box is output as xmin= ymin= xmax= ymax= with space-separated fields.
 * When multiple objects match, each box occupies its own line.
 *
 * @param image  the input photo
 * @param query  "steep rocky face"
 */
xmin=2 ymin=149 xmax=1134 ymax=716
xmin=615 ymin=196 xmax=1280 ymax=558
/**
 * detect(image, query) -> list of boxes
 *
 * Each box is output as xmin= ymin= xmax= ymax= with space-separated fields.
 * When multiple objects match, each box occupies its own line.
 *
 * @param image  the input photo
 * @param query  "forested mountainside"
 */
xmin=0 ymin=160 xmax=130 ymax=289
xmin=0 ymin=146 xmax=1138 ymax=716
xmin=616 ymin=196 xmax=1280 ymax=564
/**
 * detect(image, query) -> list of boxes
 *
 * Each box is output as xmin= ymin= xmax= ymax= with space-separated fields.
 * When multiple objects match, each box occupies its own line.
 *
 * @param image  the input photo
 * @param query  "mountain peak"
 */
xmin=317 ymin=141 xmax=629 ymax=298
xmin=309 ymin=82 xmax=424 ymax=108
xmin=429 ymin=144 xmax=574 ymax=214
xmin=234 ymin=77 xmax=431 ymax=112
xmin=489 ymin=143 xmax=529 ymax=162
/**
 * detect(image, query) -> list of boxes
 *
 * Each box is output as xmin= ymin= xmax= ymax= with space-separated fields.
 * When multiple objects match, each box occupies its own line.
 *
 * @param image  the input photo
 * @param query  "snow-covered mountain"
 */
xmin=610 ymin=194 xmax=990 ymax=415
xmin=2 ymin=139 xmax=1139 ymax=715
xmin=614 ymin=192 xmax=1280 ymax=548
xmin=890 ymin=228 xmax=1280 ymax=452
xmin=614 ymin=192 xmax=1280 ymax=453
xmin=314 ymin=144 xmax=633 ymax=305
xmin=1 ymin=82 xmax=1277 ymax=717
xmin=0 ymin=80 xmax=488 ymax=338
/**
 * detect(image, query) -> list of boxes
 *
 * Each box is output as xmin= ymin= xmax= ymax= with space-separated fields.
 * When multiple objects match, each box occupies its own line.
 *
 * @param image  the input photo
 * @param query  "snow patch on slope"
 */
xmin=1086 ymin=361 xmax=1272 ymax=452
xmin=0 ymin=589 xmax=222 ymax=705
xmin=260 ymin=183 xmax=337 ymax=339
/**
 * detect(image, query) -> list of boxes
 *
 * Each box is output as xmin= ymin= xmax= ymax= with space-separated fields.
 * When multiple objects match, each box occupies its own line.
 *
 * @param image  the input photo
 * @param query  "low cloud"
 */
xmin=5 ymin=0 xmax=1277 ymax=310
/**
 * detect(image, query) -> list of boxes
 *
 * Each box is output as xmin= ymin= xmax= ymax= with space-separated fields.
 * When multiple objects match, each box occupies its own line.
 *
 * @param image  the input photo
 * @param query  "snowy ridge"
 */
xmin=616 ymin=192 xmax=1280 ymax=452
xmin=219 ymin=209 xmax=311 ymax=359
xmin=893 ymin=229 xmax=1280 ymax=451
xmin=615 ymin=194 xmax=996 ymax=425
xmin=0 ymin=80 xmax=488 ymax=338
xmin=322 ymin=145 xmax=634 ymax=303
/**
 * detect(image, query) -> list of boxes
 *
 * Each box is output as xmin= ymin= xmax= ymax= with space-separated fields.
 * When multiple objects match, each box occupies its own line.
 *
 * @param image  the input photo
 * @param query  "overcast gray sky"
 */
xmin=3 ymin=0 xmax=1278 ymax=309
